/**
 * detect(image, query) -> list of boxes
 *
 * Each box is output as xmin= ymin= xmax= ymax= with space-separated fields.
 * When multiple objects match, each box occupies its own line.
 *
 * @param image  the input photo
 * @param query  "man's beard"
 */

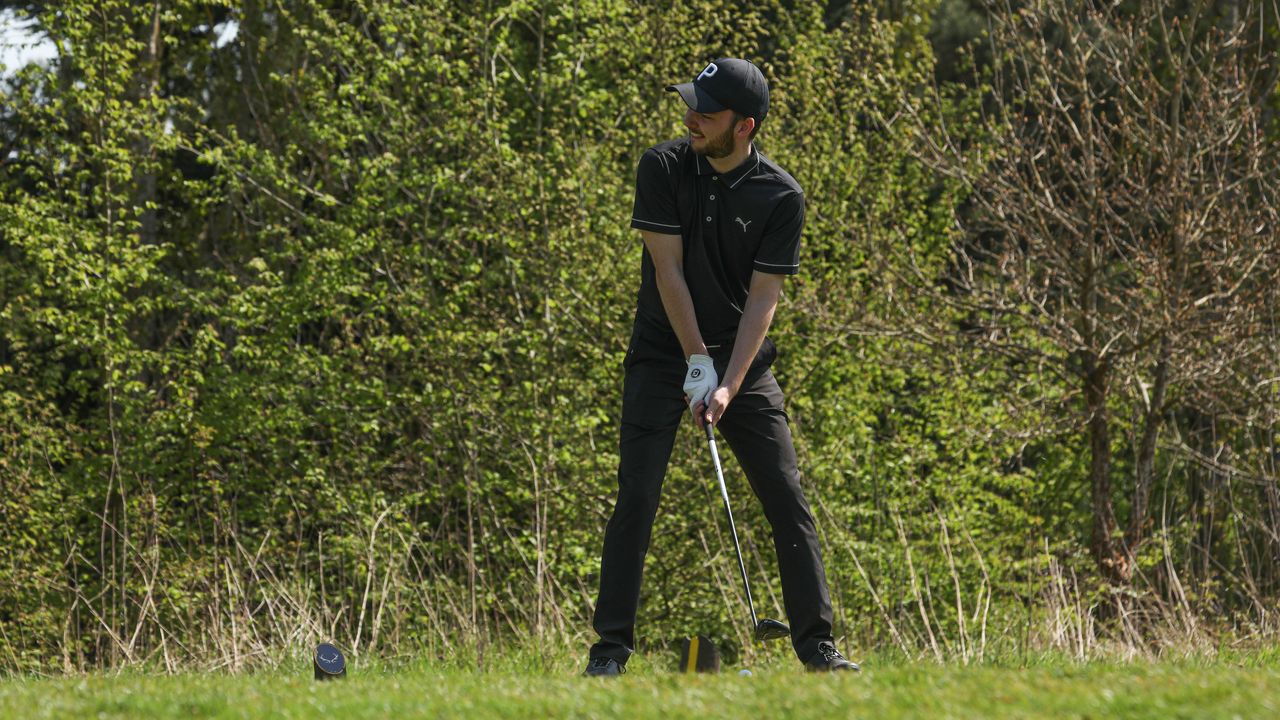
xmin=692 ymin=124 xmax=735 ymax=158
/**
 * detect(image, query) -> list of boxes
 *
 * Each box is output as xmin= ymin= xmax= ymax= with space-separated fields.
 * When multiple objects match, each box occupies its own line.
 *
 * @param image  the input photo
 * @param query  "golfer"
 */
xmin=584 ymin=58 xmax=858 ymax=676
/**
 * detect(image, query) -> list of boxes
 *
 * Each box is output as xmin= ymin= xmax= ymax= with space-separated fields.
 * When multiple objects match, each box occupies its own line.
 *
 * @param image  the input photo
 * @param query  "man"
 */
xmin=583 ymin=58 xmax=859 ymax=676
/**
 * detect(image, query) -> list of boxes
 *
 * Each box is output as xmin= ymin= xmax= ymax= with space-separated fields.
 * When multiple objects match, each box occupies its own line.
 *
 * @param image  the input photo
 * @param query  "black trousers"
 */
xmin=589 ymin=325 xmax=834 ymax=664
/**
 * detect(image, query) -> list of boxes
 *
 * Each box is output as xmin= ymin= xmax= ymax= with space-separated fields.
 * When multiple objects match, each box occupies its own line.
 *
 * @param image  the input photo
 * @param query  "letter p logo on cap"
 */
xmin=696 ymin=62 xmax=719 ymax=82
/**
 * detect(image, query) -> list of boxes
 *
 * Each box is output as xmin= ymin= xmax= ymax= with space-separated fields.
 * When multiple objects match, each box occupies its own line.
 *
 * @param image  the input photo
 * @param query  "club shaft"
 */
xmin=705 ymin=425 xmax=759 ymax=628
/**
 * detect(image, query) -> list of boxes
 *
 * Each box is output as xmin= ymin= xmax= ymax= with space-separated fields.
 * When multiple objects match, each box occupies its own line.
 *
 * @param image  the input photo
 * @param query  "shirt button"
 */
xmin=709 ymin=194 xmax=716 ymax=200
xmin=705 ymin=216 xmax=712 ymax=222
xmin=713 ymin=176 xmax=718 ymax=181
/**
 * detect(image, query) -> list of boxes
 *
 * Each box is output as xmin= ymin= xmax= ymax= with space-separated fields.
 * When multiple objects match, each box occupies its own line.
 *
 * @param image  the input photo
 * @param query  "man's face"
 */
xmin=684 ymin=108 xmax=742 ymax=158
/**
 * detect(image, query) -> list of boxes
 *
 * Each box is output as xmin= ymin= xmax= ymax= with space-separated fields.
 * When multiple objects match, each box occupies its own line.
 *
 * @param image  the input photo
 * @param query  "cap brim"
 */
xmin=666 ymin=82 xmax=727 ymax=113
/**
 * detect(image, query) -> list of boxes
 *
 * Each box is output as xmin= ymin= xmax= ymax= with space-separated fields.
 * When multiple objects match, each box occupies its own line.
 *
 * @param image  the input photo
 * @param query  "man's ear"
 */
xmin=736 ymin=116 xmax=756 ymax=139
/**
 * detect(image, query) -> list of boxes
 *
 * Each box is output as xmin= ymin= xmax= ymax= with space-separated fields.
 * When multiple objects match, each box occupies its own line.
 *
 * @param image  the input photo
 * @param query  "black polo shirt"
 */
xmin=629 ymin=138 xmax=804 ymax=352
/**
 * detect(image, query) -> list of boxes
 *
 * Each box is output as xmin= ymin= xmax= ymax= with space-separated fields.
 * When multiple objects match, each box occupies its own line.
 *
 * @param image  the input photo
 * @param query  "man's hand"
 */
xmin=701 ymin=385 xmax=733 ymax=428
xmin=683 ymin=354 xmax=717 ymax=418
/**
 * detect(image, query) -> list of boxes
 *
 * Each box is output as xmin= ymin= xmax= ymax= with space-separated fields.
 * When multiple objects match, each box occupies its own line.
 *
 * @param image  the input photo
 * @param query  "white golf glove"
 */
xmin=683 ymin=354 xmax=718 ymax=415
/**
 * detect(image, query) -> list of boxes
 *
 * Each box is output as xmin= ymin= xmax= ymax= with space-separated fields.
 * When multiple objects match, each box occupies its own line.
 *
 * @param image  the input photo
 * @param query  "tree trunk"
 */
xmin=1264 ymin=424 xmax=1280 ymax=595
xmin=1126 ymin=335 xmax=1171 ymax=554
xmin=135 ymin=1 xmax=161 ymax=247
xmin=1085 ymin=352 xmax=1128 ymax=584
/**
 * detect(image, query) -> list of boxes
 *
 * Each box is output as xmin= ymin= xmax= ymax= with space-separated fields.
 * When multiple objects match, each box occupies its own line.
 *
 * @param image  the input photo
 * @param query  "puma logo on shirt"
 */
xmin=735 ymin=217 xmax=752 ymax=232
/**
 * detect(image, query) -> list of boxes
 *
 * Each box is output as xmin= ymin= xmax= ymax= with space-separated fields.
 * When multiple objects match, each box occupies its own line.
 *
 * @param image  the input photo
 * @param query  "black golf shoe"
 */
xmin=583 ymin=656 xmax=625 ymax=677
xmin=805 ymin=642 xmax=860 ymax=673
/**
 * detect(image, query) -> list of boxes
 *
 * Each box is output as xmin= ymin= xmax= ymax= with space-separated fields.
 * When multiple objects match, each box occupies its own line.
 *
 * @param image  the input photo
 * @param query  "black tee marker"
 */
xmin=314 ymin=643 xmax=347 ymax=680
xmin=678 ymin=635 xmax=720 ymax=673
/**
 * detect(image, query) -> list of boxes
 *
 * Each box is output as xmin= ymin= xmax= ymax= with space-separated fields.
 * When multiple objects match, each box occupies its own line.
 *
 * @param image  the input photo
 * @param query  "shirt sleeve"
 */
xmin=753 ymin=191 xmax=804 ymax=275
xmin=630 ymin=149 xmax=682 ymax=234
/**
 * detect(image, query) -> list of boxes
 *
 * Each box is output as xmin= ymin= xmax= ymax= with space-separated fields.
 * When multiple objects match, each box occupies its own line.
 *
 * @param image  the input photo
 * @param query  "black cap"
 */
xmin=667 ymin=58 xmax=769 ymax=125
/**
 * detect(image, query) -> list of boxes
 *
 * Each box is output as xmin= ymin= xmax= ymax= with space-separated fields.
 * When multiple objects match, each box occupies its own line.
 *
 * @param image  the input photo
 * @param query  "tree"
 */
xmin=905 ymin=0 xmax=1280 ymax=595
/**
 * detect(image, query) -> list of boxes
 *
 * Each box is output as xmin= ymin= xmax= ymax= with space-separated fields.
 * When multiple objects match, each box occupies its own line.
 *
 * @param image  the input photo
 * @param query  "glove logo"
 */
xmin=690 ymin=368 xmax=702 ymax=379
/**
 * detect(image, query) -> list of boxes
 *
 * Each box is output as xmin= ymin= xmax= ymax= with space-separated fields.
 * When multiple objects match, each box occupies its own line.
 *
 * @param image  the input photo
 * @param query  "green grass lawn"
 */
xmin=3 ymin=654 xmax=1277 ymax=719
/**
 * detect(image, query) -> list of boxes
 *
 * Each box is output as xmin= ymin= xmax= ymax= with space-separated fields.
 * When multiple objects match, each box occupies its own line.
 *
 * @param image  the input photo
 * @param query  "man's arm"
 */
xmin=704 ymin=270 xmax=785 ymax=426
xmin=640 ymin=230 xmax=708 ymax=360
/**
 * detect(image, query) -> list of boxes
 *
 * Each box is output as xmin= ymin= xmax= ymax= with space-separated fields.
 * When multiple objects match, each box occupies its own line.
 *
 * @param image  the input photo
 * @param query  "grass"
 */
xmin=2 ymin=652 xmax=1277 ymax=719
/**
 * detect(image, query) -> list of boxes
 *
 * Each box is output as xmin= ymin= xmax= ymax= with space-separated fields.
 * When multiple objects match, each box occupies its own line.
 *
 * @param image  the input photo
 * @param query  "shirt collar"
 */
xmin=694 ymin=143 xmax=761 ymax=190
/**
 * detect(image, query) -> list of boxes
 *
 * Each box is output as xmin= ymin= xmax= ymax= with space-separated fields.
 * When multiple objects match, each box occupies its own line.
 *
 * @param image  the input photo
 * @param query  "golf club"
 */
xmin=704 ymin=422 xmax=791 ymax=643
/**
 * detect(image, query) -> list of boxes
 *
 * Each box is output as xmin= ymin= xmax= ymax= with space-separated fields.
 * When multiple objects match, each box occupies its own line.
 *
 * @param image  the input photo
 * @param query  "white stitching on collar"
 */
xmin=729 ymin=153 xmax=760 ymax=189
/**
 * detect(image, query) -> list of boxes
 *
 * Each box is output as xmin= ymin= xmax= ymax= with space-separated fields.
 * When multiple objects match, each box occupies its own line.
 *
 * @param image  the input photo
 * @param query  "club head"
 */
xmin=678 ymin=634 xmax=721 ymax=673
xmin=753 ymin=619 xmax=790 ymax=642
xmin=313 ymin=642 xmax=347 ymax=680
